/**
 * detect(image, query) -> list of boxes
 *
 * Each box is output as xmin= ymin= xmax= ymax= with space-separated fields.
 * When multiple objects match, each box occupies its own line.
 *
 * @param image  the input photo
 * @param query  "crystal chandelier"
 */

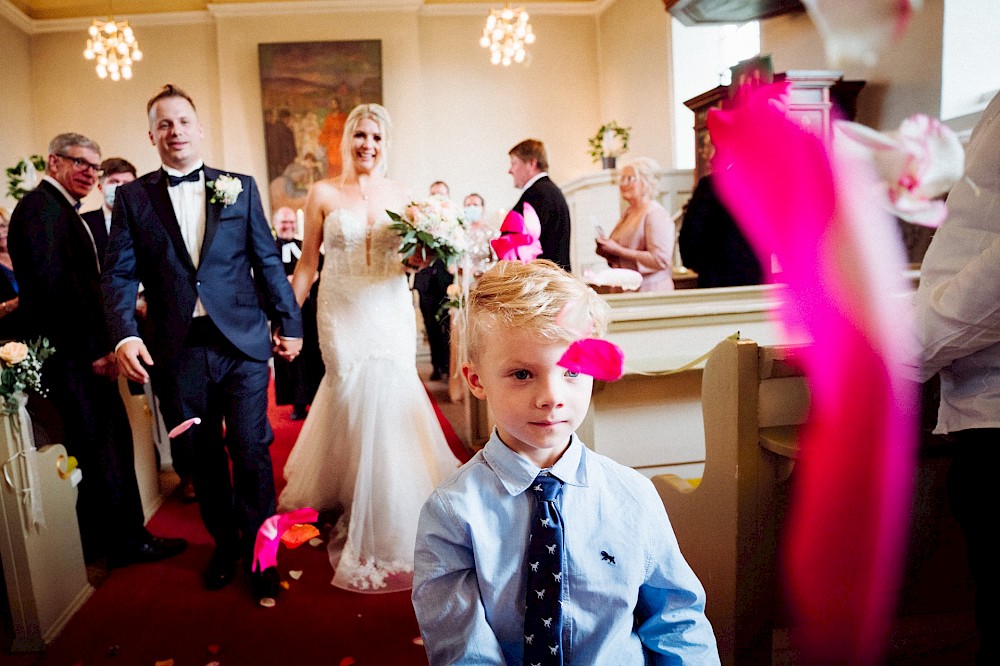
xmin=83 ymin=17 xmax=143 ymax=81
xmin=479 ymin=4 xmax=536 ymax=66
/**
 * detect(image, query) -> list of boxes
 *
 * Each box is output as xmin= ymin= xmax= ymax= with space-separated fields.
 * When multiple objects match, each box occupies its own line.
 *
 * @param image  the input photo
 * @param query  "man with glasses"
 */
xmin=8 ymin=132 xmax=187 ymax=582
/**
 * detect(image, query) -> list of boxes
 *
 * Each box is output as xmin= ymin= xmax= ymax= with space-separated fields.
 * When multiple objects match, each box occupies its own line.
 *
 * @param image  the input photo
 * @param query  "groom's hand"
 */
xmin=274 ymin=335 xmax=303 ymax=362
xmin=116 ymin=339 xmax=154 ymax=384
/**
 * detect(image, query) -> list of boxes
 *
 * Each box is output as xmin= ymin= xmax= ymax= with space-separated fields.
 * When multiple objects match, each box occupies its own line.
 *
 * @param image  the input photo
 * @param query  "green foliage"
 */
xmin=587 ymin=121 xmax=631 ymax=163
xmin=0 ymin=337 xmax=55 ymax=414
xmin=5 ymin=155 xmax=46 ymax=201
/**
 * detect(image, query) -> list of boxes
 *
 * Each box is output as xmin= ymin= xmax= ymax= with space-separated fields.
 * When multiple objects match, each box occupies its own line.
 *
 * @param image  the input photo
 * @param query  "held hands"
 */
xmin=272 ymin=330 xmax=303 ymax=362
xmin=116 ymin=339 xmax=154 ymax=384
xmin=92 ymin=352 xmax=120 ymax=380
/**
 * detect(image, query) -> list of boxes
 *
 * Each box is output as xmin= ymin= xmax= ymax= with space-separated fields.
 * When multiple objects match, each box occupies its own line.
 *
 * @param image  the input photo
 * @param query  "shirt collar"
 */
xmin=482 ymin=429 xmax=587 ymax=496
xmin=521 ymin=171 xmax=547 ymax=191
xmin=42 ymin=175 xmax=80 ymax=209
xmin=162 ymin=161 xmax=205 ymax=178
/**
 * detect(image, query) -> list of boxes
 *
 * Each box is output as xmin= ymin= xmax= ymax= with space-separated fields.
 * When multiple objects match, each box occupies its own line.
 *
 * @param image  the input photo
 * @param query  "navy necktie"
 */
xmin=166 ymin=167 xmax=202 ymax=187
xmin=524 ymin=473 xmax=564 ymax=665
xmin=73 ymin=201 xmax=82 ymax=211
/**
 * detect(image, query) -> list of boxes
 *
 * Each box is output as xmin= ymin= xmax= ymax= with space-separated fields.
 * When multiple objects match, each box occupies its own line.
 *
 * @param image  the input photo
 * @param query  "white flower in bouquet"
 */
xmin=388 ymin=194 xmax=469 ymax=269
xmin=208 ymin=174 xmax=243 ymax=207
xmin=0 ymin=338 xmax=55 ymax=414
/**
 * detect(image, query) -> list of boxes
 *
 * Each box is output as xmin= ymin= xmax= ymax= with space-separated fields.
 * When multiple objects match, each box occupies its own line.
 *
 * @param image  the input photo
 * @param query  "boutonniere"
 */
xmin=207 ymin=174 xmax=243 ymax=207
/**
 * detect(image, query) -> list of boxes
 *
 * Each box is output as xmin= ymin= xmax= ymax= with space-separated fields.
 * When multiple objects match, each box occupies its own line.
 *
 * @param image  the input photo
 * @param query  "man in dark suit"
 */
xmin=8 ymin=133 xmax=187 ymax=574
xmin=102 ymin=84 xmax=303 ymax=602
xmin=82 ymin=157 xmax=137 ymax=266
xmin=508 ymin=139 xmax=572 ymax=271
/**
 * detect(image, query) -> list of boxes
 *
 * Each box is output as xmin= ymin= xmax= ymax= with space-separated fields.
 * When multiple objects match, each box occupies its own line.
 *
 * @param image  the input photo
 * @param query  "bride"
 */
xmin=278 ymin=103 xmax=460 ymax=593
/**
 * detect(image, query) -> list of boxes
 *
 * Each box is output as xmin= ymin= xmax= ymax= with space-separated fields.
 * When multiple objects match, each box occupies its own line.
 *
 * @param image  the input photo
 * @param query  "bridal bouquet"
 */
xmin=388 ymin=195 xmax=468 ymax=269
xmin=0 ymin=338 xmax=55 ymax=414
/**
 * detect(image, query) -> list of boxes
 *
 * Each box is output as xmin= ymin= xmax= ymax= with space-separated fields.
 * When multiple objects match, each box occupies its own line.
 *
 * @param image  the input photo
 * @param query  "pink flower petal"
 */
xmin=710 ymin=83 xmax=917 ymax=663
xmin=557 ymin=339 xmax=624 ymax=382
xmin=167 ymin=417 xmax=202 ymax=439
xmin=252 ymin=507 xmax=319 ymax=573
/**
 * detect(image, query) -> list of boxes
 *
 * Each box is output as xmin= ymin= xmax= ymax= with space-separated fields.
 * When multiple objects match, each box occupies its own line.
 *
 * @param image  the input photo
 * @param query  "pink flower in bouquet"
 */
xmin=388 ymin=195 xmax=468 ymax=268
xmin=835 ymin=114 xmax=964 ymax=226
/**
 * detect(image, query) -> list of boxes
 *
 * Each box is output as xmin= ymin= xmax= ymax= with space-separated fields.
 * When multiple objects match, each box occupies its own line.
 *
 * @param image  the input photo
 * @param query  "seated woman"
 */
xmin=595 ymin=157 xmax=674 ymax=292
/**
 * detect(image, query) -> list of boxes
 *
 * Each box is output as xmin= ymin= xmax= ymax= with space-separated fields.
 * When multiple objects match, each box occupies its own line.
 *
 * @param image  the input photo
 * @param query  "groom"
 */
xmin=102 ymin=84 xmax=303 ymax=602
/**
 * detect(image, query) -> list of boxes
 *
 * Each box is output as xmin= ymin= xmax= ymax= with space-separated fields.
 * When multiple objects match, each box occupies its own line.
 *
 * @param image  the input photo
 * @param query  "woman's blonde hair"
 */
xmin=465 ymin=260 xmax=610 ymax=362
xmin=340 ymin=103 xmax=392 ymax=178
xmin=621 ymin=156 xmax=661 ymax=198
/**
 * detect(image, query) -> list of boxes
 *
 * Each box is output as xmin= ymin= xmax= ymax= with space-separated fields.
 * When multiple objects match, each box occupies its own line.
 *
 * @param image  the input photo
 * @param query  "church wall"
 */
xmin=762 ymin=0 xmax=944 ymax=131
xmin=0 ymin=10 xmax=36 ymax=213
xmin=596 ymin=0 xmax=673 ymax=170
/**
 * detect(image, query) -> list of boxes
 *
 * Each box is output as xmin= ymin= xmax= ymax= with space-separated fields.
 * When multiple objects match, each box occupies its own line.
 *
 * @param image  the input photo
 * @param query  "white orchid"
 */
xmin=835 ymin=114 xmax=964 ymax=227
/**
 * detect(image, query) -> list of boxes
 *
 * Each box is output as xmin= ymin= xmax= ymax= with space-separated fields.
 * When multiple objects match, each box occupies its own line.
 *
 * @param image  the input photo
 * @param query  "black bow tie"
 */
xmin=166 ymin=167 xmax=203 ymax=187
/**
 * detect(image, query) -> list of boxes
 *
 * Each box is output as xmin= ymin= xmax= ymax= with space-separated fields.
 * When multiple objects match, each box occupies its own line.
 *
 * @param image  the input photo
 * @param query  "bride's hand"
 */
xmin=403 ymin=246 xmax=433 ymax=273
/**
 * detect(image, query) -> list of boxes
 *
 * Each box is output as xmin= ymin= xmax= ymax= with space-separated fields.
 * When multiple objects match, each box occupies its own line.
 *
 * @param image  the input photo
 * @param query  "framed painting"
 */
xmin=258 ymin=40 xmax=382 ymax=215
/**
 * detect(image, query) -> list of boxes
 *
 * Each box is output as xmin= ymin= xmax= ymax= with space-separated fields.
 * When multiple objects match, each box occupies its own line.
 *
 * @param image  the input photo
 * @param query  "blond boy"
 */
xmin=412 ymin=260 xmax=719 ymax=664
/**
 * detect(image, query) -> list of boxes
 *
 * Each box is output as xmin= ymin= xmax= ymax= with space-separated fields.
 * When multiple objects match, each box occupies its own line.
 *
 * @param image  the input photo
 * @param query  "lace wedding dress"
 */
xmin=278 ymin=208 xmax=460 ymax=593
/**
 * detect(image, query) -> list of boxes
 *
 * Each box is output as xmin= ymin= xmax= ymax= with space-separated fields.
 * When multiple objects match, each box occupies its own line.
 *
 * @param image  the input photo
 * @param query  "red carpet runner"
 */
xmin=5 ymin=380 xmax=467 ymax=666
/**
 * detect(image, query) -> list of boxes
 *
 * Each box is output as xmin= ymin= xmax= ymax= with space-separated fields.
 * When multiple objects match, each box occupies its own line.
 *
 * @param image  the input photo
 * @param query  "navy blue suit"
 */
xmin=102 ymin=166 xmax=302 ymax=559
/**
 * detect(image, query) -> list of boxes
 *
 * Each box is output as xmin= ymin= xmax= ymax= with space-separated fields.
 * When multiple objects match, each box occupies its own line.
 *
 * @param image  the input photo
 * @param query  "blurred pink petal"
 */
xmin=554 ymin=299 xmax=595 ymax=338
xmin=492 ymin=204 xmax=543 ymax=263
xmin=802 ymin=0 xmax=919 ymax=68
xmin=709 ymin=83 xmax=917 ymax=663
xmin=557 ymin=338 xmax=624 ymax=382
xmin=252 ymin=507 xmax=319 ymax=573
xmin=167 ymin=417 xmax=201 ymax=439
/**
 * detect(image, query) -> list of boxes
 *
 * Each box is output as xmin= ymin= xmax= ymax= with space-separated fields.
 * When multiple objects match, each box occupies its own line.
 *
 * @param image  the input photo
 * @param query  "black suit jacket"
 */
xmin=512 ymin=175 xmax=572 ymax=271
xmin=81 ymin=208 xmax=109 ymax=268
xmin=101 ymin=167 xmax=302 ymax=367
xmin=8 ymin=180 xmax=108 ymax=362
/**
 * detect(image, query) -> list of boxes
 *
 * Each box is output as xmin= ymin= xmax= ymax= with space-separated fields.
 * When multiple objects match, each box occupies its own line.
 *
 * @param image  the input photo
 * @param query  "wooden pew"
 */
xmin=652 ymin=336 xmax=809 ymax=665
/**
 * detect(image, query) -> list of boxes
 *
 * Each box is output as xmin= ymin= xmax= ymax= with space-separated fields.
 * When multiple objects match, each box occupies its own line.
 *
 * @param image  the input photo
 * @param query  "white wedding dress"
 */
xmin=278 ymin=208 xmax=460 ymax=593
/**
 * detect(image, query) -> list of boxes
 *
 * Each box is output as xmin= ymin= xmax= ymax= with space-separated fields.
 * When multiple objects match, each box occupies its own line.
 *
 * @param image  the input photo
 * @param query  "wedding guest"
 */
xmin=278 ymin=103 xmax=460 ymax=593
xmin=414 ymin=180 xmax=454 ymax=382
xmin=9 ymin=132 xmax=187 ymax=573
xmin=678 ymin=140 xmax=764 ymax=288
xmin=509 ymin=139 xmax=572 ymax=271
xmin=913 ymin=89 xmax=1000 ymax=664
xmin=272 ymin=206 xmax=324 ymax=420
xmin=462 ymin=193 xmax=497 ymax=278
xmin=81 ymin=158 xmax=137 ymax=265
xmin=413 ymin=259 xmax=719 ymax=664
xmin=595 ymin=157 xmax=675 ymax=292
xmin=0 ymin=207 xmax=26 ymax=342
xmin=102 ymin=85 xmax=302 ymax=603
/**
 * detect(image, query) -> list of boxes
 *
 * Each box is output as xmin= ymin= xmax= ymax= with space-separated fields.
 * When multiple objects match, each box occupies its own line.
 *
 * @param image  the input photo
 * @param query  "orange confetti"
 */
xmin=155 ymin=660 xmax=175 ymax=666
xmin=280 ymin=581 xmax=290 ymax=589
xmin=280 ymin=523 xmax=320 ymax=548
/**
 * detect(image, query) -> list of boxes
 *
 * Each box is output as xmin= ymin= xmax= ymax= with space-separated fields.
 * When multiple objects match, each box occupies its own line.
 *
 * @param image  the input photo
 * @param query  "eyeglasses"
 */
xmin=55 ymin=153 xmax=103 ymax=177
xmin=620 ymin=175 xmax=638 ymax=185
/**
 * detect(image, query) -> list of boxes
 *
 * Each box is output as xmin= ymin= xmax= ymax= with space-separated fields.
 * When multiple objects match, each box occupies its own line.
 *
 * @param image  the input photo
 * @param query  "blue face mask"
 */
xmin=103 ymin=183 xmax=119 ymax=209
xmin=464 ymin=205 xmax=483 ymax=223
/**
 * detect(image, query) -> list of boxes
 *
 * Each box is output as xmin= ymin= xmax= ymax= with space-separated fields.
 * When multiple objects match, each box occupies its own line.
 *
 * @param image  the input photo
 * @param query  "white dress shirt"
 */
xmin=163 ymin=162 xmax=207 ymax=317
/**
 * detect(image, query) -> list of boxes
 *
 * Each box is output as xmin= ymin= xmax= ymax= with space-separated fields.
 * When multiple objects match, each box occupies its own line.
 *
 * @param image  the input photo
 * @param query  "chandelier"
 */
xmin=83 ymin=17 xmax=143 ymax=81
xmin=479 ymin=4 xmax=536 ymax=66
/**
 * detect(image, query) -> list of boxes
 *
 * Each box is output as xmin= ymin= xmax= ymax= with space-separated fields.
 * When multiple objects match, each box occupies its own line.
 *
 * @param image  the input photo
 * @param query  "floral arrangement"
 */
xmin=587 ymin=121 xmax=631 ymax=163
xmin=0 ymin=338 xmax=55 ymax=414
xmin=208 ymin=174 xmax=243 ymax=206
xmin=6 ymin=155 xmax=46 ymax=201
xmin=388 ymin=195 xmax=468 ymax=269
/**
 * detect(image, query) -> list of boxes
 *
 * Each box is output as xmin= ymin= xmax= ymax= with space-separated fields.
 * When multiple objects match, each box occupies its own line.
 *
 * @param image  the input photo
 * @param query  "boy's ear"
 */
xmin=462 ymin=361 xmax=487 ymax=400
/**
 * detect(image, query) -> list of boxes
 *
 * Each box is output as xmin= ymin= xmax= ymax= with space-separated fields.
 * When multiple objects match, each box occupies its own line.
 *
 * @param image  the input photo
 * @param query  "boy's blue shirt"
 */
xmin=413 ymin=431 xmax=721 ymax=665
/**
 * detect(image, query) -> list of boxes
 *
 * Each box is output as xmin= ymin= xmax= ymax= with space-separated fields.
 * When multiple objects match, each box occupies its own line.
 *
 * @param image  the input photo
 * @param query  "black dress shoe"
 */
xmin=290 ymin=406 xmax=307 ymax=421
xmin=249 ymin=566 xmax=281 ymax=602
xmin=111 ymin=535 xmax=188 ymax=568
xmin=429 ymin=369 xmax=442 ymax=381
xmin=204 ymin=547 xmax=239 ymax=590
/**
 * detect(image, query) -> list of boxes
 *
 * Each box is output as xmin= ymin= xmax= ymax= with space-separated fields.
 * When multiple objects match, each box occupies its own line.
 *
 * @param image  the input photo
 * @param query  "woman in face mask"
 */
xmin=462 ymin=193 xmax=497 ymax=278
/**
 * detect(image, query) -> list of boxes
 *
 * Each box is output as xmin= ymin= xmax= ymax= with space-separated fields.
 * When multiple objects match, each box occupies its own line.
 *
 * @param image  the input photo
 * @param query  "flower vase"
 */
xmin=601 ymin=156 xmax=617 ymax=170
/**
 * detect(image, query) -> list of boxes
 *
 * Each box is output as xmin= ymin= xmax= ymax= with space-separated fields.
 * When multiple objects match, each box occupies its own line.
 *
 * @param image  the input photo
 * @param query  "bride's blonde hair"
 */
xmin=340 ymin=103 xmax=392 ymax=178
xmin=464 ymin=260 xmax=609 ymax=362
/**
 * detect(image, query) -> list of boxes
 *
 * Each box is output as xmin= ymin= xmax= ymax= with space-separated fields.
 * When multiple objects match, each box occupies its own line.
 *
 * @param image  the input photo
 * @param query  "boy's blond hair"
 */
xmin=465 ymin=259 xmax=610 ymax=362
